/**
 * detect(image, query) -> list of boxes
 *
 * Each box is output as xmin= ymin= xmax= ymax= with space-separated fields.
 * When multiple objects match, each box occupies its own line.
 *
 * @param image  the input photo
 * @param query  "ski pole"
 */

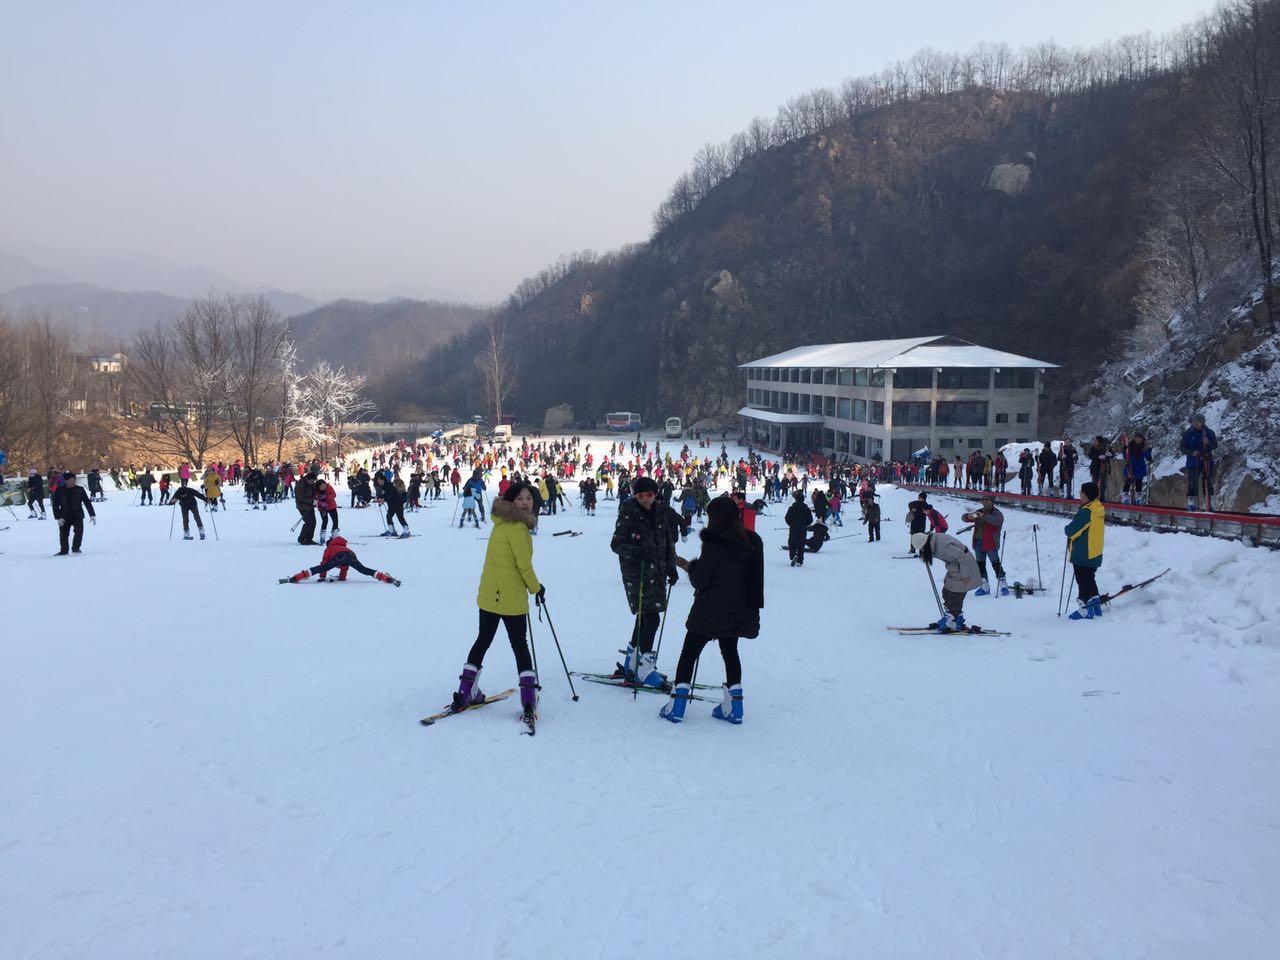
xmin=923 ymin=558 xmax=945 ymax=619
xmin=526 ymin=609 xmax=542 ymax=692
xmin=653 ymin=582 xmax=672 ymax=661
xmin=168 ymin=503 xmax=176 ymax=541
xmin=290 ymin=514 xmax=303 ymax=533
xmin=1057 ymin=543 xmax=1070 ymax=617
xmin=1032 ymin=525 xmax=1042 ymax=588
xmin=633 ymin=562 xmax=645 ymax=702
xmin=537 ymin=598 xmax=579 ymax=700
xmin=208 ymin=505 xmax=219 ymax=541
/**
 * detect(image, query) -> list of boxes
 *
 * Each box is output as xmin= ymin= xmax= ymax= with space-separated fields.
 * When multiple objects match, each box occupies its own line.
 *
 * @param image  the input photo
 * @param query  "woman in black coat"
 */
xmin=661 ymin=495 xmax=764 ymax=725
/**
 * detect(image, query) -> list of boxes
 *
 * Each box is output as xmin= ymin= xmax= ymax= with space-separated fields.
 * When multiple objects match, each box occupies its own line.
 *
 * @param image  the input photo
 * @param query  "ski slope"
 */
xmin=3 ymin=438 xmax=1278 ymax=959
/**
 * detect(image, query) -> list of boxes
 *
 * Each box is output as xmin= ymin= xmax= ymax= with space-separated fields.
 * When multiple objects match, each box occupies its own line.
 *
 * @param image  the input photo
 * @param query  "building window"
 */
xmin=870 ymin=369 xmax=885 ymax=387
xmin=855 ymin=368 xmax=869 ymax=387
xmin=969 ymin=439 xmax=983 ymax=448
xmin=837 ymin=398 xmax=851 ymax=419
xmin=995 ymin=413 xmax=1009 ymax=423
xmin=853 ymin=398 xmax=867 ymax=422
xmin=823 ymin=368 xmax=837 ymax=385
xmin=823 ymin=429 xmax=836 ymax=449
xmin=801 ymin=368 xmax=811 ymax=384
xmin=937 ymin=368 xmax=990 ymax=389
xmin=771 ymin=391 xmax=780 ymax=409
xmin=1016 ymin=413 xmax=1031 ymax=424
xmin=936 ymin=401 xmax=988 ymax=427
xmin=800 ymin=394 xmax=810 ymax=413
xmin=994 ymin=438 xmax=1008 ymax=449
xmin=836 ymin=432 xmax=850 ymax=453
xmin=870 ymin=401 xmax=884 ymax=425
xmin=994 ymin=369 xmax=1037 ymax=389
xmin=892 ymin=401 xmax=932 ymax=426
xmin=853 ymin=433 xmax=867 ymax=456
xmin=939 ymin=438 xmax=955 ymax=448
xmin=824 ymin=396 xmax=836 ymax=417
xmin=838 ymin=368 xmax=853 ymax=386
xmin=891 ymin=438 xmax=929 ymax=461
xmin=893 ymin=368 xmax=933 ymax=389
xmin=869 ymin=437 xmax=884 ymax=460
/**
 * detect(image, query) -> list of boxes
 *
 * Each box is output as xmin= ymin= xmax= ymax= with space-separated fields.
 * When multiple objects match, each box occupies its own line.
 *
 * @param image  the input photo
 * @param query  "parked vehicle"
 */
xmin=605 ymin=411 xmax=643 ymax=432
xmin=665 ymin=416 xmax=682 ymax=439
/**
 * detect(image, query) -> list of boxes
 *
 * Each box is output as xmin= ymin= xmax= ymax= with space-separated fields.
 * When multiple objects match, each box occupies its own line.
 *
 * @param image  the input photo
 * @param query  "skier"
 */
xmin=1180 ymin=413 xmax=1218 ymax=511
xmin=459 ymin=487 xmax=480 ymax=528
xmin=51 ymin=471 xmax=95 ymax=555
xmin=1017 ymin=449 xmax=1034 ymax=496
xmin=171 ymin=478 xmax=210 ymax=540
xmin=1058 ymin=438 xmax=1078 ymax=498
xmin=315 ymin=479 xmax=339 ymax=542
xmin=281 ymin=535 xmax=400 ymax=585
xmin=86 ymin=468 xmax=105 ymax=502
xmin=202 ymin=467 xmax=223 ymax=511
xmin=1036 ymin=443 xmax=1058 ymax=496
xmin=661 ymin=496 xmax=764 ymax=724
xmin=911 ymin=528 xmax=981 ymax=632
xmin=1064 ymin=481 xmax=1105 ymax=619
xmin=1121 ymin=432 xmax=1153 ymax=505
xmin=449 ymin=482 xmax=543 ymax=723
xmin=784 ymin=490 xmax=813 ymax=567
xmin=137 ymin=467 xmax=155 ymax=505
xmin=609 ymin=476 xmax=676 ymax=687
xmin=379 ymin=473 xmax=410 ymax=537
xmin=295 ymin=468 xmax=319 ymax=544
xmin=802 ymin=520 xmax=831 ymax=554
xmin=904 ymin=492 xmax=930 ymax=554
xmin=962 ymin=494 xmax=1008 ymax=596
xmin=26 ymin=468 xmax=46 ymax=518
xmin=862 ymin=495 xmax=881 ymax=542
xmin=158 ymin=473 xmax=172 ymax=505
xmin=463 ymin=469 xmax=487 ymax=521
xmin=581 ymin=476 xmax=598 ymax=516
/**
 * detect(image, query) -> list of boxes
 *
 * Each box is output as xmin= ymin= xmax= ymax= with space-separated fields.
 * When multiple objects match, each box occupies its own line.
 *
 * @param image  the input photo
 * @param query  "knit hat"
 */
xmin=632 ymin=477 xmax=658 ymax=494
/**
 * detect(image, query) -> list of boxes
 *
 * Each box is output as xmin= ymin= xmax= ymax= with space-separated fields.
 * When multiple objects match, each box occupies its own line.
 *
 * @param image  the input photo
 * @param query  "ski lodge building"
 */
xmin=738 ymin=336 xmax=1057 ymax=463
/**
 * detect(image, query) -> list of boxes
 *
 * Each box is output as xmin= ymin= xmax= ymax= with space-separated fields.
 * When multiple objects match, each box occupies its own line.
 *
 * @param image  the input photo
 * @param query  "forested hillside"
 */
xmin=402 ymin=2 xmax=1277 ymax=439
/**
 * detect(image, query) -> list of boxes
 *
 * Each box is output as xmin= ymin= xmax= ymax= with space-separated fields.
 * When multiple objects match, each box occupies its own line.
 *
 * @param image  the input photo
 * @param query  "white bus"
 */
xmin=665 ymin=417 xmax=682 ymax=439
xmin=605 ymin=411 xmax=643 ymax=432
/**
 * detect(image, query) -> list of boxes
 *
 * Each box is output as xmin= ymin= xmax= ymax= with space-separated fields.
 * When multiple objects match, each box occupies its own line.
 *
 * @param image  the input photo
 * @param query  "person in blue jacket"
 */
xmin=463 ymin=468 xmax=487 ymax=521
xmin=1121 ymin=432 xmax=1153 ymax=505
xmin=1180 ymin=414 xmax=1218 ymax=511
xmin=1064 ymin=481 xmax=1105 ymax=620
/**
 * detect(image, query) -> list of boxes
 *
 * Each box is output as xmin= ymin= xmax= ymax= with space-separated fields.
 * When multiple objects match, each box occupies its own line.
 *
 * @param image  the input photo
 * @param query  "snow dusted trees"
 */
xmin=476 ymin=316 xmax=517 ymax=425
xmin=129 ymin=294 xmax=374 ymax=467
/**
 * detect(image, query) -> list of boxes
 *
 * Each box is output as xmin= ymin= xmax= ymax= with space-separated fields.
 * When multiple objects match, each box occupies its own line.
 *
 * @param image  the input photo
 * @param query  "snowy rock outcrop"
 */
xmin=985 ymin=162 xmax=1032 ymax=196
xmin=542 ymin=403 xmax=574 ymax=432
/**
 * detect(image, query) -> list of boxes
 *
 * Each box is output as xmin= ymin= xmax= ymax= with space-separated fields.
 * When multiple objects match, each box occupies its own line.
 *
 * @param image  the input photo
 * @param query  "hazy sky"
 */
xmin=3 ymin=0 xmax=1216 ymax=303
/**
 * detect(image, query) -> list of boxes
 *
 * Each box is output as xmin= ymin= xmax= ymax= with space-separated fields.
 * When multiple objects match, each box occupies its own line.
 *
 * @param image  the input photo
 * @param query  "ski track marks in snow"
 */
xmin=3 ymin=440 xmax=1279 ymax=960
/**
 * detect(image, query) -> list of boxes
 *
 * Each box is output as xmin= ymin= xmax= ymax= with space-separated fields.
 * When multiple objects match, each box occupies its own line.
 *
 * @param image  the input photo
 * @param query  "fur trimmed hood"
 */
xmin=492 ymin=497 xmax=537 ymax=529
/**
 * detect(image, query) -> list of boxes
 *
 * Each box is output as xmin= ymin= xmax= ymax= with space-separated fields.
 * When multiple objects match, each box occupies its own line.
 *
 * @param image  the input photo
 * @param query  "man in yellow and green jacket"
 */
xmin=1064 ymin=481 xmax=1105 ymax=620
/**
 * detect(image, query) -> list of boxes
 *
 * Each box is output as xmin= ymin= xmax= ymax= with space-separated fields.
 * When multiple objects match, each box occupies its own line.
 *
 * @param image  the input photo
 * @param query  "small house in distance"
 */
xmin=738 ymin=336 xmax=1057 ymax=462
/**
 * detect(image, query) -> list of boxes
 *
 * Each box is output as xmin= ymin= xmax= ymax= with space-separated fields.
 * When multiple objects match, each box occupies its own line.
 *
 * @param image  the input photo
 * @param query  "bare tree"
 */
xmin=475 ymin=317 xmax=517 ymax=424
xmin=224 ymin=295 xmax=289 ymax=466
xmin=300 ymin=362 xmax=376 ymax=461
xmin=24 ymin=317 xmax=78 ymax=463
xmin=0 ymin=314 xmax=34 ymax=462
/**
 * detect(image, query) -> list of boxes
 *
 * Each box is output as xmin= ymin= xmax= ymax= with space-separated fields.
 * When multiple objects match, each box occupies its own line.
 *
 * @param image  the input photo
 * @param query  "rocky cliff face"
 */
xmin=1068 ymin=288 xmax=1280 ymax=513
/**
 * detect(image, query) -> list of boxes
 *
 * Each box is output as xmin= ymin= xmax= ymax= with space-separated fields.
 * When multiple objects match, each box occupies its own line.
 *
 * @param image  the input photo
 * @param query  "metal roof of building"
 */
xmin=737 ymin=407 xmax=826 ymax=424
xmin=739 ymin=336 xmax=1057 ymax=370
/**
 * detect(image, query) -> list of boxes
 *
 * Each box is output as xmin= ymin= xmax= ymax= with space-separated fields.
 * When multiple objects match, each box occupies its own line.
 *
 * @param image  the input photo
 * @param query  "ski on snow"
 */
xmin=1100 ymin=568 xmax=1171 ymax=605
xmin=419 ymin=688 xmax=516 ymax=726
xmin=888 ymin=625 xmax=1011 ymax=636
xmin=573 ymin=673 xmax=719 ymax=700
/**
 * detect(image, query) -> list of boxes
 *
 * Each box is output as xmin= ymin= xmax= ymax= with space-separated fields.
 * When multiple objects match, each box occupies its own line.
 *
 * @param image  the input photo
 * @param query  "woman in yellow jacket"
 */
xmin=202 ymin=468 xmax=223 ymax=511
xmin=452 ymin=481 xmax=544 ymax=719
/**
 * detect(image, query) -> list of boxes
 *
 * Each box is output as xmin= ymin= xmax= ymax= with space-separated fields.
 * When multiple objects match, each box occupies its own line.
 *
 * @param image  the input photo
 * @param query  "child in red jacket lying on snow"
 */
xmin=280 ymin=536 xmax=401 ymax=586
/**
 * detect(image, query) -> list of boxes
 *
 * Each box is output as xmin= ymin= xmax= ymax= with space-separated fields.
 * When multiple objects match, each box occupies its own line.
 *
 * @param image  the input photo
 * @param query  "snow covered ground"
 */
xmin=3 ymin=437 xmax=1279 ymax=959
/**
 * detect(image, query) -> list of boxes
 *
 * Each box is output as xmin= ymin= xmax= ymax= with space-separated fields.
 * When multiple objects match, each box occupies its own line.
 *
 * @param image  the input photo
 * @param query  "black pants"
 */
xmin=386 ymin=504 xmax=407 ymax=529
xmin=29 ymin=495 xmax=44 ymax=513
xmin=159 ymin=490 xmax=170 ymax=504
xmin=310 ymin=551 xmax=377 ymax=579
xmin=787 ymin=529 xmax=806 ymax=562
xmin=1074 ymin=565 xmax=1099 ymax=603
xmin=673 ymin=633 xmax=741 ymax=686
xmin=140 ymin=487 xmax=153 ymax=504
xmin=867 ymin=520 xmax=880 ymax=541
xmin=320 ymin=508 xmax=338 ymax=532
xmin=629 ymin=609 xmax=661 ymax=653
xmin=181 ymin=502 xmax=203 ymax=532
xmin=975 ymin=548 xmax=1004 ymax=580
xmin=58 ymin=518 xmax=84 ymax=552
xmin=467 ymin=609 xmax=533 ymax=673
xmin=297 ymin=506 xmax=316 ymax=542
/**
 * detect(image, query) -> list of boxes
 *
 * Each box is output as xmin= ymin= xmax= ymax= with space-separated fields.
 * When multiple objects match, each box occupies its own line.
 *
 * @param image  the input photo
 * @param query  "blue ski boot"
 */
xmin=998 ymin=578 xmax=1010 ymax=597
xmin=1087 ymin=596 xmax=1104 ymax=618
xmin=712 ymin=684 xmax=743 ymax=724
xmin=975 ymin=579 xmax=991 ymax=597
xmin=1069 ymin=599 xmax=1092 ymax=621
xmin=635 ymin=651 xmax=666 ymax=688
xmin=659 ymin=684 xmax=691 ymax=723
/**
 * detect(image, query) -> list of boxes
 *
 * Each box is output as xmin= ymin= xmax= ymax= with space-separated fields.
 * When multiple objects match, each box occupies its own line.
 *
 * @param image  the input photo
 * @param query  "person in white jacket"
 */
xmin=911 ymin=530 xmax=982 ymax=633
